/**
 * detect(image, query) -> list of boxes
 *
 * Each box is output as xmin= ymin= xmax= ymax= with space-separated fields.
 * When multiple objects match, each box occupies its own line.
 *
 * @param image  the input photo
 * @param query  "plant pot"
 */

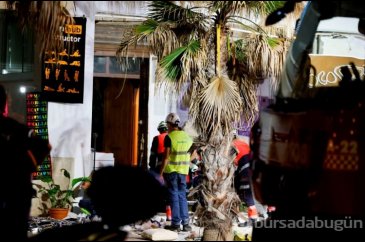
xmin=49 ymin=208 xmax=69 ymax=220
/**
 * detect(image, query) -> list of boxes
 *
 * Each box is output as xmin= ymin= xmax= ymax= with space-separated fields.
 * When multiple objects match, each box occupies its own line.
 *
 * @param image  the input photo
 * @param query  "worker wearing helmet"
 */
xmin=160 ymin=113 xmax=193 ymax=232
xmin=149 ymin=121 xmax=168 ymax=174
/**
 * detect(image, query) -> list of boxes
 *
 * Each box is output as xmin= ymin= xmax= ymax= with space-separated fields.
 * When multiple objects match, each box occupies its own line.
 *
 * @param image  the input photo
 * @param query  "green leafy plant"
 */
xmin=34 ymin=169 xmax=91 ymax=213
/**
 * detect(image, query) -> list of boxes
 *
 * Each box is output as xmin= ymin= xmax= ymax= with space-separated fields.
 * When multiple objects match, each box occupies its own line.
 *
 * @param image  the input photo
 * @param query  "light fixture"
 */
xmin=19 ymin=85 xmax=37 ymax=94
xmin=19 ymin=86 xmax=27 ymax=93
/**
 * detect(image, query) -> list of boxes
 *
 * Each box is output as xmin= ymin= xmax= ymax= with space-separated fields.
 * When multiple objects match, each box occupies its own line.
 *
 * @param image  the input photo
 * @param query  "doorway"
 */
xmin=92 ymin=58 xmax=149 ymax=168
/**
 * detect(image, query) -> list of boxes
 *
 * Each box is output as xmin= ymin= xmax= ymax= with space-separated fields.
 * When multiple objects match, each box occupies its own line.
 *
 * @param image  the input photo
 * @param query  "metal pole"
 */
xmin=93 ymin=133 xmax=98 ymax=171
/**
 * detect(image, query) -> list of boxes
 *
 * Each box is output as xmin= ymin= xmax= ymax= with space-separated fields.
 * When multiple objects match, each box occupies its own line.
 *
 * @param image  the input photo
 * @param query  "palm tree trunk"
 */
xmin=194 ymin=144 xmax=241 ymax=241
xmin=216 ymin=24 xmax=221 ymax=74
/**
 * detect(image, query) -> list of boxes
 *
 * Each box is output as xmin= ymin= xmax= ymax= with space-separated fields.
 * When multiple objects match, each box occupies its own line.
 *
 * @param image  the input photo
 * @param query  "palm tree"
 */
xmin=117 ymin=1 xmax=301 ymax=240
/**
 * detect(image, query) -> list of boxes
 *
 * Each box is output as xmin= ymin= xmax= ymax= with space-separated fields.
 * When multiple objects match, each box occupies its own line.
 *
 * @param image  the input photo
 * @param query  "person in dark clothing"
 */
xmin=0 ymin=84 xmax=51 ymax=240
xmin=231 ymin=131 xmax=258 ymax=222
xmin=149 ymin=121 xmax=168 ymax=174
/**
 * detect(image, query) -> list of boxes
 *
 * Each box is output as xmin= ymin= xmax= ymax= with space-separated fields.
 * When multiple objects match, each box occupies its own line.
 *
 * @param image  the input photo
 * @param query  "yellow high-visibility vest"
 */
xmin=164 ymin=130 xmax=192 ymax=175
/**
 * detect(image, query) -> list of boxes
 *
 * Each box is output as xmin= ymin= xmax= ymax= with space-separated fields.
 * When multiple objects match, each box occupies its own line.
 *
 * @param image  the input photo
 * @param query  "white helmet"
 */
xmin=165 ymin=113 xmax=180 ymax=125
xmin=157 ymin=121 xmax=168 ymax=131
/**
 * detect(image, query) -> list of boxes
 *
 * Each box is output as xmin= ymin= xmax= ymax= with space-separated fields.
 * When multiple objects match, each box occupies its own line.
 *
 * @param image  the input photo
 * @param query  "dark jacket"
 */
xmin=0 ymin=115 xmax=51 ymax=240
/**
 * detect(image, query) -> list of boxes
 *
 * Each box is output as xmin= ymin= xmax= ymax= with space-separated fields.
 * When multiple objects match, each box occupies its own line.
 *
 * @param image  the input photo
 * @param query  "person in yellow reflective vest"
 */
xmin=160 ymin=113 xmax=193 ymax=232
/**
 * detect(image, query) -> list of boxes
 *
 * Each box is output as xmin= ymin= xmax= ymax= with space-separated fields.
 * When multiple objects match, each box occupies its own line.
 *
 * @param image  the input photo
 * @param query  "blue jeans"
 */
xmin=164 ymin=172 xmax=189 ymax=226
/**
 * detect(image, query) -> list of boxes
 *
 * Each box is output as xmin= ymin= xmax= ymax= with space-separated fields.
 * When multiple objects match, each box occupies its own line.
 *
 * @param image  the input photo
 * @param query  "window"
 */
xmin=109 ymin=57 xmax=141 ymax=74
xmin=94 ymin=56 xmax=106 ymax=73
xmin=0 ymin=10 xmax=34 ymax=76
xmin=93 ymin=56 xmax=141 ymax=78
xmin=0 ymin=10 xmax=36 ymax=124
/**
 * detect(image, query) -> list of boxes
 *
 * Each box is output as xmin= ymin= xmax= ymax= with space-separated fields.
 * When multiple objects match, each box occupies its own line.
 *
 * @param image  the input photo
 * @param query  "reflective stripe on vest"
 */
xmin=157 ymin=132 xmax=168 ymax=154
xmin=165 ymin=130 xmax=192 ymax=175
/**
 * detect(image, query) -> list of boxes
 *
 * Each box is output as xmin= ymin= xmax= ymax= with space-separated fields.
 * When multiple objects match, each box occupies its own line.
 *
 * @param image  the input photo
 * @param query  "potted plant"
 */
xmin=34 ymin=168 xmax=91 ymax=219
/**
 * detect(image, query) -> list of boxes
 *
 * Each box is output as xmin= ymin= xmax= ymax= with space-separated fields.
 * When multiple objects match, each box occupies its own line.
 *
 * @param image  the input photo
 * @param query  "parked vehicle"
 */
xmin=251 ymin=1 xmax=365 ymax=240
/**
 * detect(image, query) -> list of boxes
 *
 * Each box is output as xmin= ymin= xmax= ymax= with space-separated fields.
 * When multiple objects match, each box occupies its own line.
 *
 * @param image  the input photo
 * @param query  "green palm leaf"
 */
xmin=261 ymin=1 xmax=286 ymax=14
xmin=157 ymin=39 xmax=205 ymax=91
xmin=158 ymin=46 xmax=187 ymax=81
xmin=148 ymin=1 xmax=207 ymax=25
xmin=117 ymin=19 xmax=179 ymax=62
xmin=267 ymin=36 xmax=281 ymax=48
xmin=148 ymin=1 xmax=209 ymax=43
xmin=135 ymin=19 xmax=159 ymax=35
xmin=117 ymin=19 xmax=158 ymax=58
xmin=246 ymin=1 xmax=285 ymax=16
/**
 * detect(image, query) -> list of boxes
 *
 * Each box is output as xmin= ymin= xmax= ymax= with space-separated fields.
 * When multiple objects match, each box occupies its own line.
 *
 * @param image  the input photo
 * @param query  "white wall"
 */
xmin=257 ymin=78 xmax=273 ymax=97
xmin=318 ymin=17 xmax=360 ymax=34
xmin=317 ymin=35 xmax=365 ymax=59
xmin=314 ymin=17 xmax=365 ymax=58
xmin=83 ymin=1 xmax=149 ymax=17
xmin=147 ymin=55 xmax=178 ymax=166
xmin=48 ymin=1 xmax=178 ymax=175
xmin=48 ymin=3 xmax=95 ymax=178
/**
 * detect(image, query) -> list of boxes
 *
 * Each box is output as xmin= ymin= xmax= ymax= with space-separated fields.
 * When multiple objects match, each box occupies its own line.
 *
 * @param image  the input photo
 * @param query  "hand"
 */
xmin=158 ymin=175 xmax=165 ymax=185
xmin=81 ymin=181 xmax=91 ymax=189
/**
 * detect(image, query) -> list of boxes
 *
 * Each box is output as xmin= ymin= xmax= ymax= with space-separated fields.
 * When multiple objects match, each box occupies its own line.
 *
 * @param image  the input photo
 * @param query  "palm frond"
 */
xmin=236 ymin=76 xmax=259 ymax=128
xmin=150 ymin=22 xmax=180 ymax=60
xmin=148 ymin=1 xmax=210 ymax=44
xmin=148 ymin=1 xmax=209 ymax=28
xmin=261 ymin=2 xmax=304 ymax=38
xmin=156 ymin=39 xmax=207 ymax=92
xmin=135 ymin=19 xmax=159 ymax=35
xmin=181 ymin=39 xmax=208 ymax=81
xmin=117 ymin=19 xmax=157 ymax=58
xmin=116 ymin=19 xmax=157 ymax=65
xmin=232 ymin=39 xmax=246 ymax=63
xmin=246 ymin=1 xmax=285 ymax=16
xmin=117 ymin=19 xmax=179 ymax=62
xmin=227 ymin=16 xmax=267 ymax=35
xmin=244 ymin=34 xmax=288 ymax=93
xmin=209 ymin=1 xmax=241 ymax=26
xmin=209 ymin=1 xmax=248 ymax=15
xmin=158 ymin=45 xmax=187 ymax=81
xmin=191 ymin=75 xmax=242 ymax=144
xmin=7 ymin=1 xmax=74 ymax=55
xmin=267 ymin=36 xmax=281 ymax=48
xmin=261 ymin=1 xmax=286 ymax=14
